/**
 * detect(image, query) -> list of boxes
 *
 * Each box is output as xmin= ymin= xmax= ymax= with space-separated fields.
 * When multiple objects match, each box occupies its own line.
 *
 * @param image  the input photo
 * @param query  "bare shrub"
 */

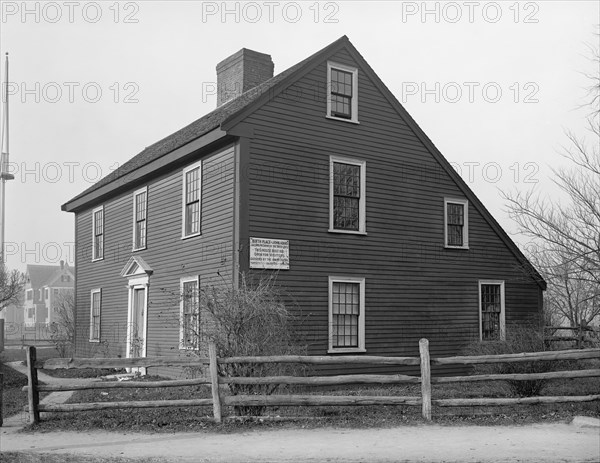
xmin=199 ymin=274 xmax=306 ymax=416
xmin=462 ymin=325 xmax=560 ymax=397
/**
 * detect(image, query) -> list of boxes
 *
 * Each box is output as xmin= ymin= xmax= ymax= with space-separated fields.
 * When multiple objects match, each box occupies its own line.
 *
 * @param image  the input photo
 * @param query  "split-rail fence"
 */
xmin=17 ymin=339 xmax=600 ymax=425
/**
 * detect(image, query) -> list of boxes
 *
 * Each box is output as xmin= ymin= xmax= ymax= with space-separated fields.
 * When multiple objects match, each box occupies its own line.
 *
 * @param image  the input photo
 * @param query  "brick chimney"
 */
xmin=216 ymin=48 xmax=274 ymax=107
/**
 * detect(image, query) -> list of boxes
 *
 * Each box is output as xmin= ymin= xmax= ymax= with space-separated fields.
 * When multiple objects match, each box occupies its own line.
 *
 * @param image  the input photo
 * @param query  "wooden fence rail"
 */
xmin=19 ymin=341 xmax=600 ymax=425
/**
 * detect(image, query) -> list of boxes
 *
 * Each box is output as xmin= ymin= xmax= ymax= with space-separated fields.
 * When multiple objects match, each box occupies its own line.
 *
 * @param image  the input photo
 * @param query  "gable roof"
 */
xmin=61 ymin=37 xmax=348 ymax=212
xmin=26 ymin=264 xmax=75 ymax=289
xmin=61 ymin=36 xmax=545 ymax=289
xmin=26 ymin=265 xmax=57 ymax=289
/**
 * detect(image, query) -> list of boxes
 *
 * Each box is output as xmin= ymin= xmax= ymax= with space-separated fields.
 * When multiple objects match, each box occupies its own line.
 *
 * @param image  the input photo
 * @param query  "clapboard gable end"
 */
xmin=62 ymin=36 xmax=545 ymax=372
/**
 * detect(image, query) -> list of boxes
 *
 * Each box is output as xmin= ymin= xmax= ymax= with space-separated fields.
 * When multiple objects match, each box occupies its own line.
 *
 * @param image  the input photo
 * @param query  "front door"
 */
xmin=130 ymin=287 xmax=146 ymax=358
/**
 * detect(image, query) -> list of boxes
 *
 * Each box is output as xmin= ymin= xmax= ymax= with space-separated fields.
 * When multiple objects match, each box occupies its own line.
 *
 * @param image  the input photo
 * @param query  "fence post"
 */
xmin=0 ymin=318 xmax=5 ymax=352
xmin=419 ymin=338 xmax=432 ymax=421
xmin=209 ymin=343 xmax=222 ymax=424
xmin=0 ymin=372 xmax=3 ymax=427
xmin=26 ymin=346 xmax=40 ymax=424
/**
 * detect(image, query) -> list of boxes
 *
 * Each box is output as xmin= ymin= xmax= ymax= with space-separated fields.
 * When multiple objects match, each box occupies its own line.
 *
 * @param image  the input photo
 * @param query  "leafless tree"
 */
xmin=504 ymin=30 xmax=600 ymax=326
xmin=49 ymin=290 xmax=76 ymax=357
xmin=530 ymin=248 xmax=599 ymax=327
xmin=0 ymin=265 xmax=26 ymax=312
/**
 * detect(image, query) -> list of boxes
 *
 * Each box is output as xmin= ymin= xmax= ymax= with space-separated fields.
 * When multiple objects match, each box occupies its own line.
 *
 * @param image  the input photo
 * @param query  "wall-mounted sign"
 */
xmin=249 ymin=237 xmax=289 ymax=270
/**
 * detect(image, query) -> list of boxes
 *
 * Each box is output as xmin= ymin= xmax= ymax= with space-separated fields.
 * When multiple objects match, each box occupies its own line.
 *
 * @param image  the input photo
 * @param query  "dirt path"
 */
xmin=2 ymin=421 xmax=599 ymax=462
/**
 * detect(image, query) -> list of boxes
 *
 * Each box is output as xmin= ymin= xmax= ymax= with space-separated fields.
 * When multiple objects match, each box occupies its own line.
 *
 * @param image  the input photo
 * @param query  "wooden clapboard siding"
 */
xmin=239 ymin=47 xmax=542 ymax=366
xmin=74 ymin=144 xmax=236 ymax=376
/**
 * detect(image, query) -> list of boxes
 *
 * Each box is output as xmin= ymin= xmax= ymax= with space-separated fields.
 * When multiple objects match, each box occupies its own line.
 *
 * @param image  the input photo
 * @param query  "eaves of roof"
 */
xmin=61 ymin=36 xmax=349 ymax=213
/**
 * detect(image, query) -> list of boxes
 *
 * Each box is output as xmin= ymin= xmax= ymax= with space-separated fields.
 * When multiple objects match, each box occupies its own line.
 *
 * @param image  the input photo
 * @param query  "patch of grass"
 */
xmin=41 ymin=368 xmax=126 ymax=379
xmin=1 ymin=361 xmax=29 ymax=418
xmin=24 ymin=373 xmax=600 ymax=433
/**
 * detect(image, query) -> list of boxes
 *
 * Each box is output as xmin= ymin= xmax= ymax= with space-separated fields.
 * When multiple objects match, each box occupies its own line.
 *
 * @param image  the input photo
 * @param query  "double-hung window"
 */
xmin=444 ymin=198 xmax=468 ymax=248
xmin=327 ymin=62 xmax=358 ymax=123
xmin=182 ymin=161 xmax=202 ymax=238
xmin=133 ymin=187 xmax=148 ymax=250
xmin=92 ymin=206 xmax=104 ymax=260
xmin=479 ymin=281 xmax=505 ymax=341
xmin=330 ymin=156 xmax=366 ymax=233
xmin=180 ymin=277 xmax=200 ymax=350
xmin=90 ymin=288 xmax=101 ymax=342
xmin=328 ymin=276 xmax=365 ymax=353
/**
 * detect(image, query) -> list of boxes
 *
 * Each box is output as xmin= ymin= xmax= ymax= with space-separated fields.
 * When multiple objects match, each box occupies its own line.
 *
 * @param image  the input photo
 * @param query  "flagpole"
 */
xmin=0 ymin=52 xmax=15 ymax=264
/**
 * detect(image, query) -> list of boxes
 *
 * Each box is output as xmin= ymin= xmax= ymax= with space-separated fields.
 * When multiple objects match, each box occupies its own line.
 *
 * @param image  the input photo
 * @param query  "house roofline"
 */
xmin=340 ymin=43 xmax=546 ymax=290
xmin=221 ymin=35 xmax=350 ymax=131
xmin=62 ymin=128 xmax=230 ymax=213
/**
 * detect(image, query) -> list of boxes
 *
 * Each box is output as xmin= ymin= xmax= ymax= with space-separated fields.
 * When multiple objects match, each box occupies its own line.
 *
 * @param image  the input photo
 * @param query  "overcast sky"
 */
xmin=0 ymin=0 xmax=598 ymax=272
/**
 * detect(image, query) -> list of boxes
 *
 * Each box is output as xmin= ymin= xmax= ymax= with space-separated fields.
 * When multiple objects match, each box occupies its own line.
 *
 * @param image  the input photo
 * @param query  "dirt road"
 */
xmin=2 ymin=420 xmax=599 ymax=462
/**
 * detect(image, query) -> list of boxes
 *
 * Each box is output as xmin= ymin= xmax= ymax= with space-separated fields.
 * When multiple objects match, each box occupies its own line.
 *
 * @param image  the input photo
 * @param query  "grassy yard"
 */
xmin=1 ymin=347 xmax=62 ymax=421
xmin=24 ymin=371 xmax=600 ymax=433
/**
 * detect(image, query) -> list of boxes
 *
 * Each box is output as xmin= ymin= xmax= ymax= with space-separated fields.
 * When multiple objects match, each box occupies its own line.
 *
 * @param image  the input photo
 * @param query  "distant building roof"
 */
xmin=26 ymin=263 xmax=75 ymax=289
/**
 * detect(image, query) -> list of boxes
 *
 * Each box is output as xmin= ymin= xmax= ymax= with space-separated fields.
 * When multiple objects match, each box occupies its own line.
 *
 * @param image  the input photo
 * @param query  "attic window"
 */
xmin=327 ymin=62 xmax=358 ymax=124
xmin=444 ymin=198 xmax=469 ymax=249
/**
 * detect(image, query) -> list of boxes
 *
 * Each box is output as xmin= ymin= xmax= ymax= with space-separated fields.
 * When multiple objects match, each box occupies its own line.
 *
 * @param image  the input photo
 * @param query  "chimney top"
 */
xmin=216 ymin=48 xmax=274 ymax=107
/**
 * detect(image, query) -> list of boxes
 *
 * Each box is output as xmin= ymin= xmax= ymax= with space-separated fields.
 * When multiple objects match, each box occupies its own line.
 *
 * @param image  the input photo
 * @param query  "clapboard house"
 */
xmin=62 ymin=36 xmax=545 ymax=373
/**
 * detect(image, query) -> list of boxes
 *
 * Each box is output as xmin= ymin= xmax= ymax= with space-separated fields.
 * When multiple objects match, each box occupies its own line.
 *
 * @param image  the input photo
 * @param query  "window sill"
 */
xmin=326 ymin=115 xmax=360 ymax=125
xmin=444 ymin=245 xmax=469 ymax=250
xmin=328 ymin=348 xmax=367 ymax=354
xmin=89 ymin=339 xmax=100 ymax=343
xmin=328 ymin=229 xmax=367 ymax=235
xmin=181 ymin=232 xmax=201 ymax=241
xmin=132 ymin=246 xmax=147 ymax=252
xmin=91 ymin=257 xmax=104 ymax=262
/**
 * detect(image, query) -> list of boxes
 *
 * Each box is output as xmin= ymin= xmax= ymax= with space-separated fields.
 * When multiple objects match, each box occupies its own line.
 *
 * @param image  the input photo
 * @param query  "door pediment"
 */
xmin=121 ymin=256 xmax=153 ymax=278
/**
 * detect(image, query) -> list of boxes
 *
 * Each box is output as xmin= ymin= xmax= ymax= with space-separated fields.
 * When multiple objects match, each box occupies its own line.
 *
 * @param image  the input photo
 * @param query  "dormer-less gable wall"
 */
xmin=238 ymin=47 xmax=542 ymax=358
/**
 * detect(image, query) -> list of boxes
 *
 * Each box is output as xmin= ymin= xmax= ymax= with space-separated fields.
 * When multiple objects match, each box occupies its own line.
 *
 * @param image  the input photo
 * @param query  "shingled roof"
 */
xmin=62 ymin=37 xmax=345 ymax=210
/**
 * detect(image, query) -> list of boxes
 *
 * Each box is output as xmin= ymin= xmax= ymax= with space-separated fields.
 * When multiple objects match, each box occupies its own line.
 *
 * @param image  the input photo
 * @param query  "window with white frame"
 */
xmin=328 ymin=276 xmax=365 ymax=353
xmin=479 ymin=281 xmax=505 ymax=341
xmin=26 ymin=289 xmax=32 ymax=300
xmin=133 ymin=187 xmax=148 ymax=250
xmin=182 ymin=162 xmax=202 ymax=238
xmin=180 ymin=277 xmax=200 ymax=350
xmin=327 ymin=62 xmax=358 ymax=123
xmin=90 ymin=288 xmax=102 ymax=342
xmin=92 ymin=206 xmax=104 ymax=260
xmin=444 ymin=198 xmax=468 ymax=248
xmin=330 ymin=157 xmax=366 ymax=233
xmin=44 ymin=288 xmax=49 ymax=299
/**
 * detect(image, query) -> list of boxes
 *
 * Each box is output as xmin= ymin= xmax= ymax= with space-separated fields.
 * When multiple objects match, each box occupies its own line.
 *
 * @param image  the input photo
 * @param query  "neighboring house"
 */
xmin=62 ymin=36 xmax=545 ymax=374
xmin=23 ymin=261 xmax=74 ymax=328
